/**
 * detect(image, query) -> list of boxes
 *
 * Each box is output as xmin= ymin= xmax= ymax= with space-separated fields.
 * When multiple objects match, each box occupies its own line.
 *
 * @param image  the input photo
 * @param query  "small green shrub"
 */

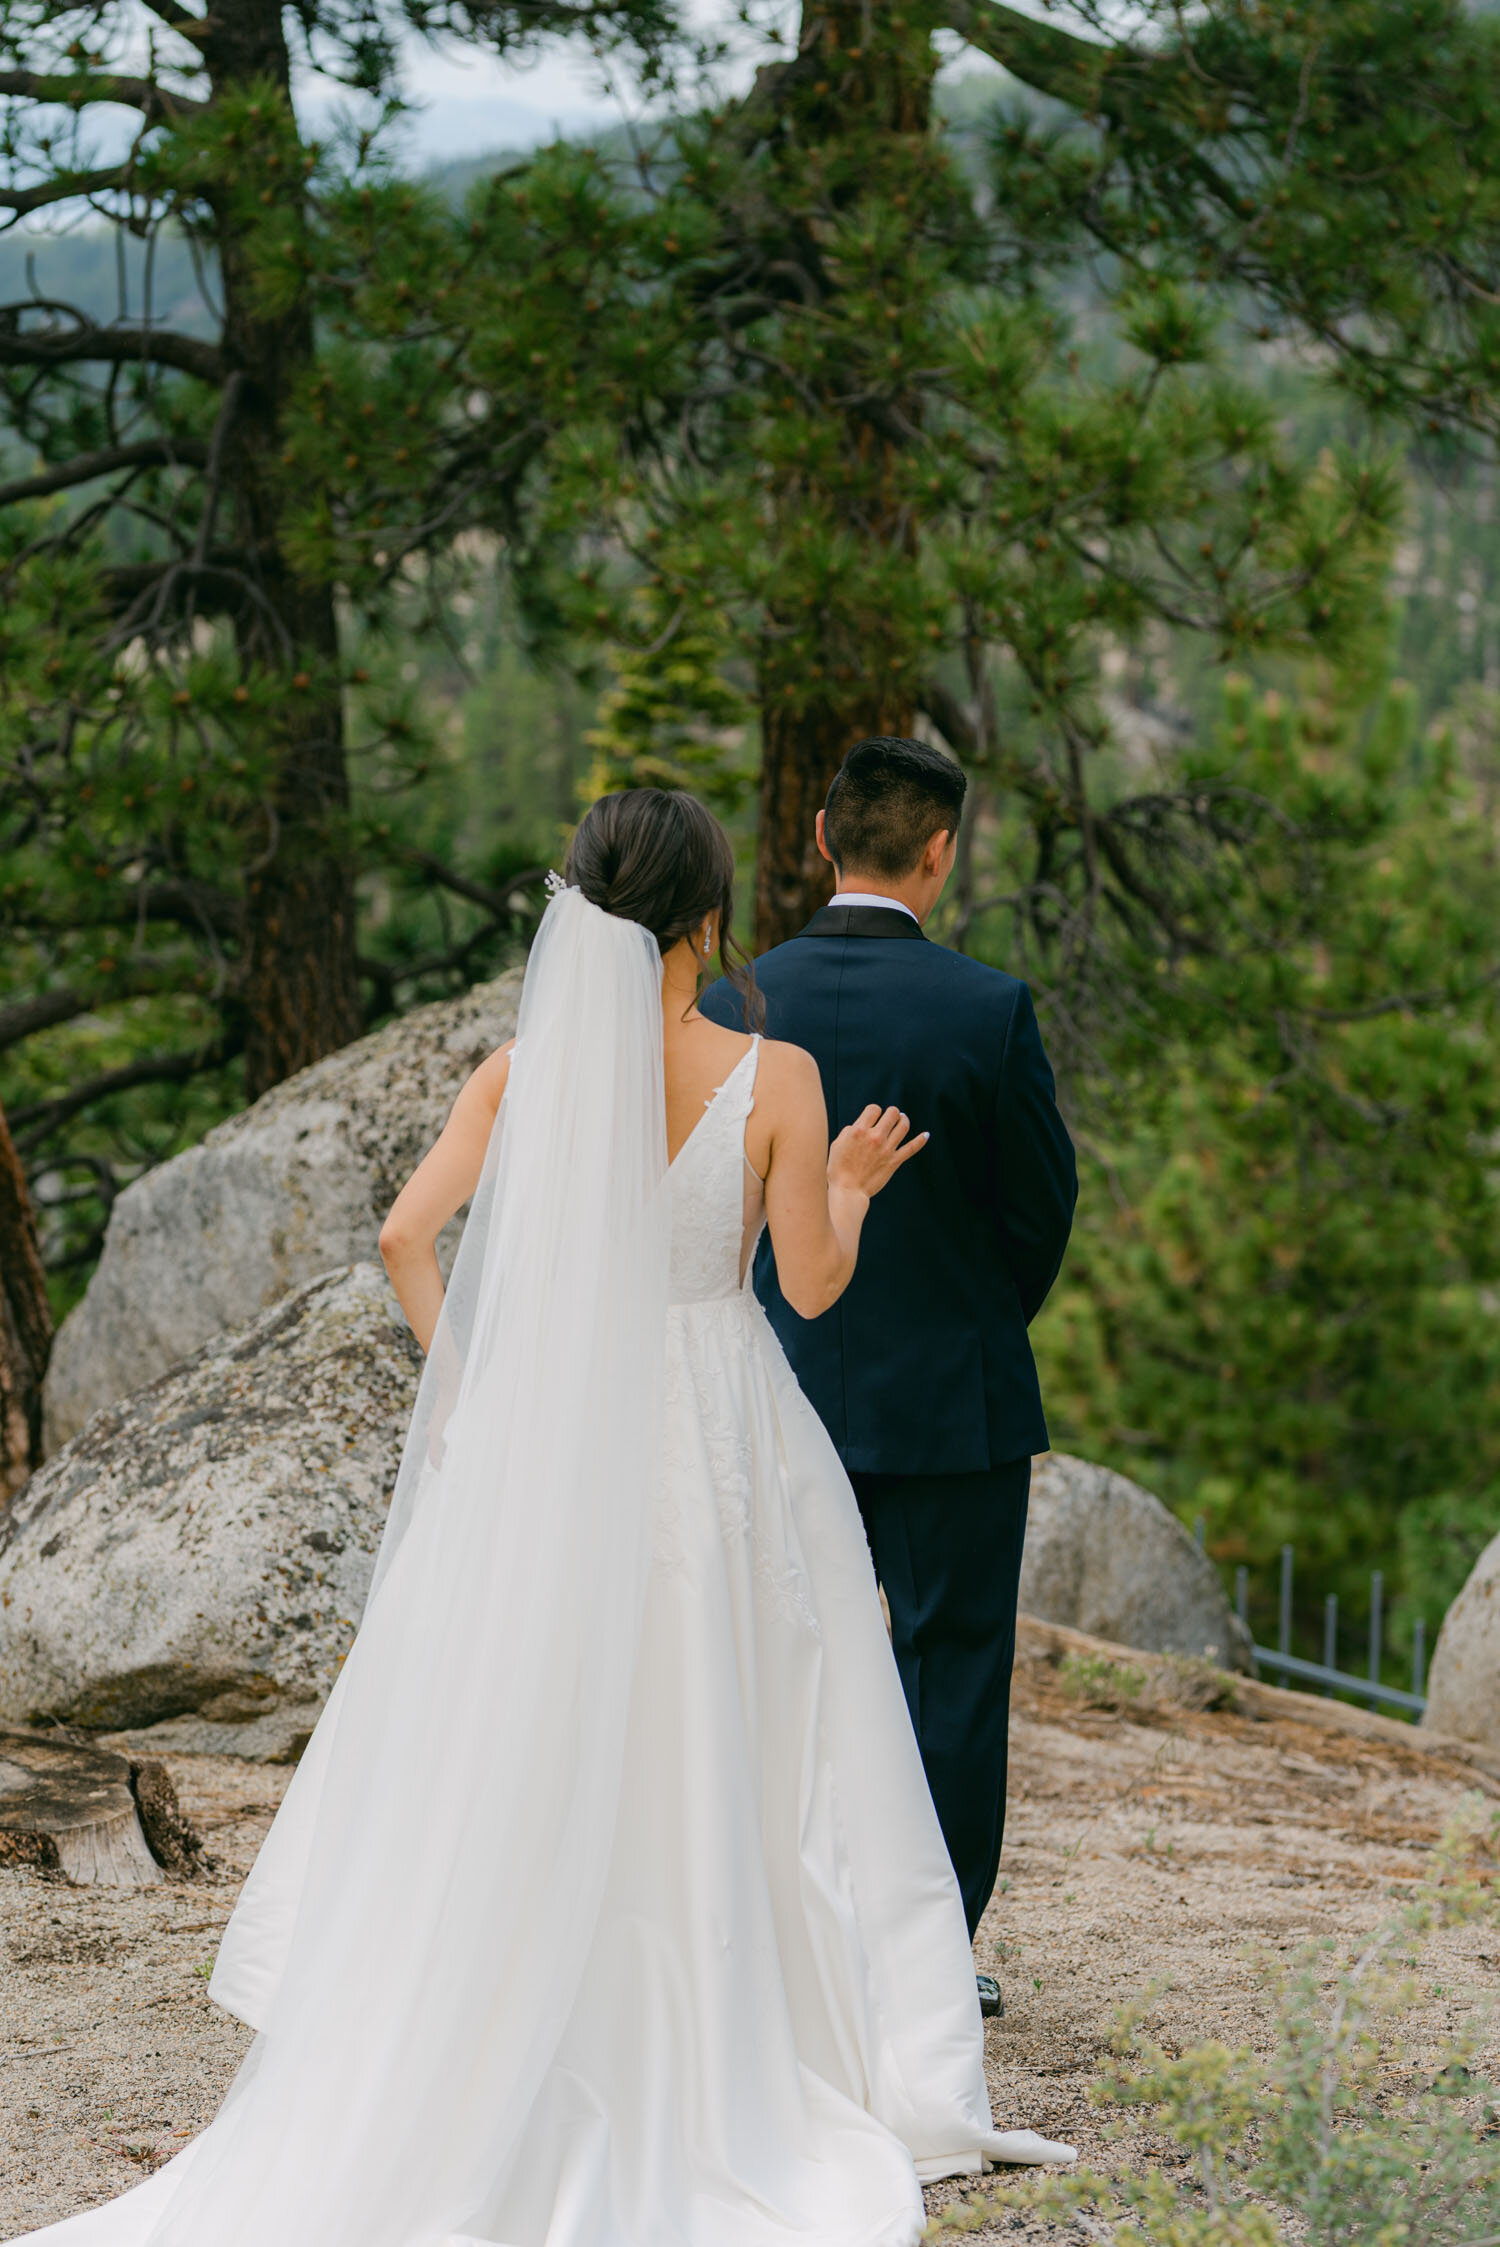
xmin=1060 ymin=1653 xmax=1150 ymax=1710
xmin=928 ymin=1802 xmax=1500 ymax=2246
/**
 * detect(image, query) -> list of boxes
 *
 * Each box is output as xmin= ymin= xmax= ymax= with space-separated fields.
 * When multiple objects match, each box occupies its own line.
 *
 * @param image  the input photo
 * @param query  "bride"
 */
xmin=16 ymin=788 xmax=1072 ymax=2247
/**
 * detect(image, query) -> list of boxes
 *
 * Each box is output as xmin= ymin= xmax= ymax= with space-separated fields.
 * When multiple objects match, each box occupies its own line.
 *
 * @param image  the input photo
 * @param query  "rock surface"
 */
xmin=0 ymin=1264 xmax=420 ymax=1758
xmin=43 ymin=970 xmax=522 ymax=1449
xmin=1019 ymin=1451 xmax=1252 ymax=1671
xmin=1423 ymin=1528 xmax=1500 ymax=1748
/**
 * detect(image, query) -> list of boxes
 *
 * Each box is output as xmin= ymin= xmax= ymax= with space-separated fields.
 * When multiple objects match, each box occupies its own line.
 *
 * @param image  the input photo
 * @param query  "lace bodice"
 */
xmin=668 ymin=1037 xmax=765 ymax=1305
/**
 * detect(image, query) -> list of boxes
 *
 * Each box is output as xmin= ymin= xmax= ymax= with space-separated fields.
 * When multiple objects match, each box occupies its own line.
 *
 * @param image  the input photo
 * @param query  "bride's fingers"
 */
xmin=891 ymin=1130 xmax=929 ymax=1168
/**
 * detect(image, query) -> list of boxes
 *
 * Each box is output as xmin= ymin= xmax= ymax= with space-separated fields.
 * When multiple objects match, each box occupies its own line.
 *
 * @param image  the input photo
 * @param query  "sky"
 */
xmin=295 ymin=4 xmax=1029 ymax=167
xmin=7 ymin=1 xmax=1088 ymax=205
xmin=296 ymin=25 xmax=644 ymax=157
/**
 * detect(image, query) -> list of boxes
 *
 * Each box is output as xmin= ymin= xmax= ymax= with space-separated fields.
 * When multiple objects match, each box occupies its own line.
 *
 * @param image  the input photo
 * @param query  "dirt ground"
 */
xmin=3 ymin=1629 xmax=1496 ymax=2241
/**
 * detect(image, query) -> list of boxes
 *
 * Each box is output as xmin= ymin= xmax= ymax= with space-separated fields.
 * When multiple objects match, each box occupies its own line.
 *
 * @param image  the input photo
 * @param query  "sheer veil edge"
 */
xmin=149 ymin=887 xmax=671 ymax=2247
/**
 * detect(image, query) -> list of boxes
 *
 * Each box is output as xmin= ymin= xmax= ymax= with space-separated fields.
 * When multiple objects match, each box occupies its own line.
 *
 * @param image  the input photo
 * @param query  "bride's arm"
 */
xmin=759 ymin=1042 xmax=926 ymax=1320
xmin=379 ymin=1043 xmax=514 ymax=1351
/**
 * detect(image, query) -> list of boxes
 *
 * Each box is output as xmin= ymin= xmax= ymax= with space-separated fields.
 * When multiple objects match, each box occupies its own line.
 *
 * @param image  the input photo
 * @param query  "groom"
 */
xmin=703 ymin=737 xmax=1077 ymax=1997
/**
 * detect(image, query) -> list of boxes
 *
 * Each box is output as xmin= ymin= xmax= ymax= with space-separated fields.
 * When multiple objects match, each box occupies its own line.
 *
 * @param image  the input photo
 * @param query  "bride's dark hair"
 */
xmin=566 ymin=788 xmax=764 ymax=1030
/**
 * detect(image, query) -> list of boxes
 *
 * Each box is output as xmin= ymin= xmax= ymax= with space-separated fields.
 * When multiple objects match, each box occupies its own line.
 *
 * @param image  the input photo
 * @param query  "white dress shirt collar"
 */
xmin=830 ymin=891 xmax=919 ymax=923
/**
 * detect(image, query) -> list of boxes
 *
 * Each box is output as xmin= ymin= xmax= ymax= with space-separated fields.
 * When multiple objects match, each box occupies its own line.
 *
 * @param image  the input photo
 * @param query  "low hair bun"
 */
xmin=564 ymin=790 xmax=764 ymax=1029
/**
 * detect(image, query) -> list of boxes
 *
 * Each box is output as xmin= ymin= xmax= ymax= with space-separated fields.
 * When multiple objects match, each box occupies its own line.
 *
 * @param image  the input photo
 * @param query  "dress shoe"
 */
xmin=976 ymin=1972 xmax=1004 ymax=2018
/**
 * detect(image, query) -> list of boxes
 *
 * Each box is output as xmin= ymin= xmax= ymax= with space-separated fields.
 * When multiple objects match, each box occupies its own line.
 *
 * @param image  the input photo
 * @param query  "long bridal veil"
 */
xmin=146 ymin=888 xmax=671 ymax=2247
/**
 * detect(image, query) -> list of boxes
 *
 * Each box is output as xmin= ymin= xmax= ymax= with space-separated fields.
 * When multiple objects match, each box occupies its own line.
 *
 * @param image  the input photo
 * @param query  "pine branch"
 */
xmin=0 ymin=316 xmax=224 ymax=385
xmin=0 ymin=990 xmax=90 ymax=1052
xmin=393 ymin=850 xmax=551 ymax=921
xmin=9 ymin=1033 xmax=241 ymax=1151
xmin=0 ymin=69 xmax=206 ymax=118
xmin=97 ymin=551 xmax=268 ymax=601
xmin=0 ymin=166 xmax=134 ymax=221
xmin=1093 ymin=815 xmax=1216 ymax=958
xmin=94 ymin=553 xmax=294 ymax=655
xmin=356 ymin=859 xmax=549 ymax=1007
xmin=356 ymin=929 xmax=495 ymax=1005
xmin=940 ymin=1 xmax=1133 ymax=107
xmin=1298 ymin=963 xmax=1500 ymax=1024
xmin=0 ymin=436 xmax=209 ymax=508
xmin=140 ymin=0 xmax=206 ymax=33
xmin=8 ymin=879 xmax=239 ymax=943
xmin=0 ymin=965 xmax=185 ymax=1056
xmin=918 ymin=678 xmax=981 ymax=763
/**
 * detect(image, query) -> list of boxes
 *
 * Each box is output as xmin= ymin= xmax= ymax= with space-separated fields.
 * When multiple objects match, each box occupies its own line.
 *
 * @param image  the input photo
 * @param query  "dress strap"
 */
xmin=736 ymin=1038 xmax=765 ymax=1183
xmin=724 ymin=1034 xmax=761 ymax=1112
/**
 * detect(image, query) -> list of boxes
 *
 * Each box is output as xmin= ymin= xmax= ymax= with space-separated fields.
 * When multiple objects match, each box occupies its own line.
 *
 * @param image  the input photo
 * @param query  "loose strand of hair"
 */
xmin=720 ymin=926 xmax=766 ymax=1034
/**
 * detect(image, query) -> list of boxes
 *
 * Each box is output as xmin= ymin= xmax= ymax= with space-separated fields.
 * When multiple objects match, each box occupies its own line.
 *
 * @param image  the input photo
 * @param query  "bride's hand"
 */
xmin=827 ymin=1106 xmax=928 ymax=1201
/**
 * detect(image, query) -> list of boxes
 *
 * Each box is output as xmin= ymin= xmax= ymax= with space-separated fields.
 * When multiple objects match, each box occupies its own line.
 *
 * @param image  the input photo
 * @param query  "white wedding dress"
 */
xmin=13 ymin=891 xmax=1068 ymax=2247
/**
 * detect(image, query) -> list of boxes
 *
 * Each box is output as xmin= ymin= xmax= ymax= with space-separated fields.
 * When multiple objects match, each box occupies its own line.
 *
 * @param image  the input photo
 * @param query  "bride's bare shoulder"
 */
xmin=755 ymin=1038 xmax=824 ymax=1109
xmin=459 ymin=1039 xmax=516 ymax=1118
xmin=744 ymin=1040 xmax=823 ymax=1177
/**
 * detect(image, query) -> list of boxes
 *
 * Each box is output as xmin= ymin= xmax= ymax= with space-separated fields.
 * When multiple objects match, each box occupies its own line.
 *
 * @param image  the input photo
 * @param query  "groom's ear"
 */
xmin=814 ymin=809 xmax=837 ymax=868
xmin=922 ymin=827 xmax=956 ymax=876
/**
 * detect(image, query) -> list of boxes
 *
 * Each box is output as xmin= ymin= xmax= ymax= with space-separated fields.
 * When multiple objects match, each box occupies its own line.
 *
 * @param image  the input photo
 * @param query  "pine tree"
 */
xmin=583 ymin=602 xmax=752 ymax=812
xmin=1032 ymin=668 xmax=1500 ymax=1657
xmin=519 ymin=0 xmax=1500 ymax=948
xmin=0 ymin=0 xmax=682 ymax=1273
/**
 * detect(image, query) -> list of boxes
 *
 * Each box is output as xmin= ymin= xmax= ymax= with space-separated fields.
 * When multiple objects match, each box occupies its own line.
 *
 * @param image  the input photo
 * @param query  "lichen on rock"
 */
xmin=1020 ymin=1451 xmax=1252 ymax=1671
xmin=42 ymin=969 xmax=521 ymax=1450
xmin=0 ymin=1264 xmax=420 ymax=1757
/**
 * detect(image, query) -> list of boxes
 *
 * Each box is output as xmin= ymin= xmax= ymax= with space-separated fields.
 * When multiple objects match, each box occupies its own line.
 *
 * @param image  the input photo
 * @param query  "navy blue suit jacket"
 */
xmin=701 ymin=905 xmax=1077 ymax=1476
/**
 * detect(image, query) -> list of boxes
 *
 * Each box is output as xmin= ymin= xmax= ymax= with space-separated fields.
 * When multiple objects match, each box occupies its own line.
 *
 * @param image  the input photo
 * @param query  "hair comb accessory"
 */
xmin=544 ymin=869 xmax=573 ymax=900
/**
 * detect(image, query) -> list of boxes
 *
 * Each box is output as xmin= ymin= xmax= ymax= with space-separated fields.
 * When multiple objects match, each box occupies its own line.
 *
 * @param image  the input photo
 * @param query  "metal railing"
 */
xmin=1193 ymin=1520 xmax=1427 ymax=1719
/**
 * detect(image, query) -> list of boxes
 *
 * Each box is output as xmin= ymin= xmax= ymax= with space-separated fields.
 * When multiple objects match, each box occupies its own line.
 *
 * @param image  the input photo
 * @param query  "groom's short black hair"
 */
xmin=823 ymin=736 xmax=967 ymax=879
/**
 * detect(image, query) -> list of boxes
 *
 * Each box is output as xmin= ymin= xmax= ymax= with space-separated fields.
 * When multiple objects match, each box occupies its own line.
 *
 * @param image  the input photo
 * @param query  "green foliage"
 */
xmin=1058 ymin=1649 xmax=1239 ymax=1715
xmin=491 ymin=3 xmax=1482 ymax=970
xmin=8 ymin=0 xmax=1500 ymax=1654
xmin=583 ymin=602 xmax=753 ymax=815
xmin=634 ymin=89 xmax=1399 ymax=713
xmin=1029 ymin=670 xmax=1500 ymax=1652
xmin=971 ymin=0 xmax=1500 ymax=440
xmin=347 ymin=567 xmax=592 ymax=1011
xmin=0 ymin=504 xmax=270 ymax=1293
xmin=1396 ymin=1493 xmax=1500 ymax=1640
xmin=1059 ymin=1653 xmax=1149 ymax=1710
xmin=0 ymin=1 xmax=683 ymax=1255
xmin=929 ymin=1802 xmax=1500 ymax=2246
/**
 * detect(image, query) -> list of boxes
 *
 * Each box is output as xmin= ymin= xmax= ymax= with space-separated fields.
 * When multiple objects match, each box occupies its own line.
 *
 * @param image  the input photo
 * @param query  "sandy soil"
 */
xmin=3 ymin=1637 xmax=1495 ymax=2241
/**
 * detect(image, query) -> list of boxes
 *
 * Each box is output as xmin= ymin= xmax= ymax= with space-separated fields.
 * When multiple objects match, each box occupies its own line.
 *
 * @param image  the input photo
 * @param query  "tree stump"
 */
xmin=0 ymin=1731 xmax=184 ymax=1886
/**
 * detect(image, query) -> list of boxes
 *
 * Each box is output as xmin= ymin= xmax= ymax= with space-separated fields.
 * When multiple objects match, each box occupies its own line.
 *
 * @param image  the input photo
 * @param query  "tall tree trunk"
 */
xmin=754 ymin=687 xmax=917 ymax=949
xmin=203 ymin=0 xmax=363 ymax=1099
xmin=750 ymin=4 xmax=936 ymax=953
xmin=239 ymin=580 xmax=361 ymax=1101
xmin=0 ymin=1101 xmax=52 ymax=1501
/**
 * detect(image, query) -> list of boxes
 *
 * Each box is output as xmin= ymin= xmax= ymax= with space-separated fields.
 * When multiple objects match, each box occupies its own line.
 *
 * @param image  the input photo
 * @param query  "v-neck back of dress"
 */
xmin=668 ymin=1036 xmax=764 ymax=1303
